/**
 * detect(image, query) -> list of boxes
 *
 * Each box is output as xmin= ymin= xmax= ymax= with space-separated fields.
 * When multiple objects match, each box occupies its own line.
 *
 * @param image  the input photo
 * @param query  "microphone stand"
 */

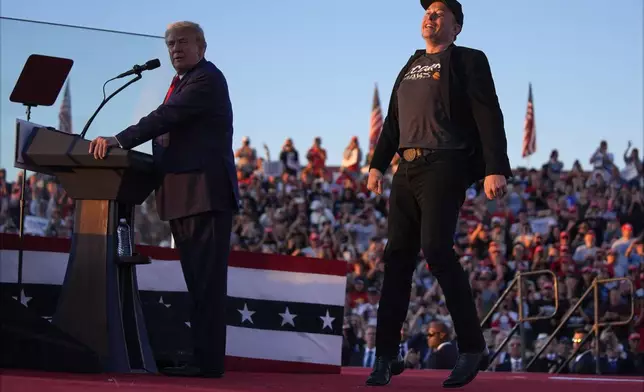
xmin=79 ymin=73 xmax=143 ymax=139
xmin=16 ymin=104 xmax=35 ymax=302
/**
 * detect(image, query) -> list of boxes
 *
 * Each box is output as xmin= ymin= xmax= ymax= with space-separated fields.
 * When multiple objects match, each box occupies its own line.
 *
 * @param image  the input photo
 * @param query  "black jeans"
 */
xmin=375 ymin=150 xmax=484 ymax=357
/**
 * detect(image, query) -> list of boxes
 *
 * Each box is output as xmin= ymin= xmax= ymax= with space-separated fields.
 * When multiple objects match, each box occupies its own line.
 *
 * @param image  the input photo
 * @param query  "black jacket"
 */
xmin=425 ymin=341 xmax=458 ymax=370
xmin=569 ymin=350 xmax=596 ymax=374
xmin=369 ymin=45 xmax=513 ymax=185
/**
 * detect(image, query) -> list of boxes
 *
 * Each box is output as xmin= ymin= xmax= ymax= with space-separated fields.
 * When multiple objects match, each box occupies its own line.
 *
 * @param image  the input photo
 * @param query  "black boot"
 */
xmin=442 ymin=350 xmax=486 ymax=388
xmin=390 ymin=357 xmax=405 ymax=376
xmin=365 ymin=356 xmax=404 ymax=386
xmin=478 ymin=350 xmax=490 ymax=371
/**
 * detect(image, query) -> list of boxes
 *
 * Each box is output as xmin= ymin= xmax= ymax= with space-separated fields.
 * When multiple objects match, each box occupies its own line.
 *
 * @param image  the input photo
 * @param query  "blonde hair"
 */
xmin=165 ymin=21 xmax=207 ymax=51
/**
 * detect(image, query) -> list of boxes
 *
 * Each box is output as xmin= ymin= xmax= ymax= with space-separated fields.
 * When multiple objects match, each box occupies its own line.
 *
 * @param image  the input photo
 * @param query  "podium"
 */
xmin=18 ymin=126 xmax=159 ymax=373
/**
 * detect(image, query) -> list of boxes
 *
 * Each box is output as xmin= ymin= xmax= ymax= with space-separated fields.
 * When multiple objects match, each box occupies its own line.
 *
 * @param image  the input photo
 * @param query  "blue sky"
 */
xmin=1 ymin=0 xmax=642 ymax=179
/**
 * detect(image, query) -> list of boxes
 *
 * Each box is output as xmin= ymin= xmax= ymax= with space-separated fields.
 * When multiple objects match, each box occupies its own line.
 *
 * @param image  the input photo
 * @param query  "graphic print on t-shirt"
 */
xmin=402 ymin=60 xmax=441 ymax=82
xmin=396 ymin=52 xmax=468 ymax=151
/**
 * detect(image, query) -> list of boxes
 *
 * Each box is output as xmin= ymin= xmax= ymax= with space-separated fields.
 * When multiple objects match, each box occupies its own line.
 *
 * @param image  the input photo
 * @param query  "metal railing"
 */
xmin=525 ymin=277 xmax=635 ymax=374
xmin=480 ymin=269 xmax=560 ymax=370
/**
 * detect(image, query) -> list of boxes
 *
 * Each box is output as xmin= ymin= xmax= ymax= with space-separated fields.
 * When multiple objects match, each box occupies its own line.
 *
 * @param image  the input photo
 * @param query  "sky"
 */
xmin=1 ymin=0 xmax=642 ymax=179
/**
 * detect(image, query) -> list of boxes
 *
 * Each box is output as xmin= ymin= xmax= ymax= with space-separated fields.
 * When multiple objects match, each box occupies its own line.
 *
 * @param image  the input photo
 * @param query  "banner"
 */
xmin=0 ymin=234 xmax=347 ymax=373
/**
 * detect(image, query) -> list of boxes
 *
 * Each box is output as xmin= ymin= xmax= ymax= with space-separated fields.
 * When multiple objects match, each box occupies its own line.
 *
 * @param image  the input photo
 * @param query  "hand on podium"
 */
xmin=88 ymin=136 xmax=120 ymax=159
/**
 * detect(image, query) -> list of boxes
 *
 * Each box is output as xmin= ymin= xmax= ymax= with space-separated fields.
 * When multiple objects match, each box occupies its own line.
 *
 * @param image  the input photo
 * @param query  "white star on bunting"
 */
xmin=278 ymin=307 xmax=297 ymax=327
xmin=320 ymin=310 xmax=335 ymax=331
xmin=238 ymin=303 xmax=255 ymax=324
xmin=12 ymin=289 xmax=32 ymax=307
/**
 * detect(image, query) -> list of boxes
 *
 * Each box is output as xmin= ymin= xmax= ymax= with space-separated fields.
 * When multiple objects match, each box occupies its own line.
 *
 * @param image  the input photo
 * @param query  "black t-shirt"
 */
xmin=396 ymin=50 xmax=468 ymax=150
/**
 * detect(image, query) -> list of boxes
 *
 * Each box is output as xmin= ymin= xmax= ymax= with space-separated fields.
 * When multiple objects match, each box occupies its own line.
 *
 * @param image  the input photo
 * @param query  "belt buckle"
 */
xmin=403 ymin=149 xmax=418 ymax=162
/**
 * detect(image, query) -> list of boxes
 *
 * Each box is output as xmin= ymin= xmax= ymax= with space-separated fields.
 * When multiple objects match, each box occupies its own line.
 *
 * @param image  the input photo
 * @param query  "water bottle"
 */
xmin=117 ymin=218 xmax=132 ymax=257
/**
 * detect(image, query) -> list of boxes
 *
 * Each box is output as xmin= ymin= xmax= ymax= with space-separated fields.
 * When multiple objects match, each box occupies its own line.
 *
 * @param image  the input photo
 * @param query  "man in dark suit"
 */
xmin=490 ymin=336 xmax=528 ymax=372
xmin=569 ymin=330 xmax=596 ymax=375
xmin=89 ymin=21 xmax=239 ymax=378
xmin=529 ymin=338 xmax=566 ymax=373
xmin=425 ymin=322 xmax=457 ymax=370
xmin=349 ymin=325 xmax=378 ymax=367
xmin=404 ymin=321 xmax=458 ymax=370
xmin=365 ymin=0 xmax=511 ymax=388
xmin=598 ymin=341 xmax=636 ymax=375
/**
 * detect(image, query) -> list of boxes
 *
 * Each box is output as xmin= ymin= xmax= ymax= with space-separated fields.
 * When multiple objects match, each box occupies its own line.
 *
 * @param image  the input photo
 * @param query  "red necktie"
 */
xmin=156 ymin=76 xmax=179 ymax=147
xmin=163 ymin=75 xmax=180 ymax=104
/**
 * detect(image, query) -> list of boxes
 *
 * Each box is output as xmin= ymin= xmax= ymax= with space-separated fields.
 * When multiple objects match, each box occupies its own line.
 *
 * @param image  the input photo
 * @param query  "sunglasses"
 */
xmin=572 ymin=338 xmax=583 ymax=344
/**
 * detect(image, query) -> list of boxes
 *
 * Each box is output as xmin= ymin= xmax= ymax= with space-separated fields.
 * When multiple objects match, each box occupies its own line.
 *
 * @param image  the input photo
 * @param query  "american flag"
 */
xmin=521 ymin=83 xmax=536 ymax=158
xmin=58 ymin=81 xmax=72 ymax=134
xmin=369 ymin=84 xmax=383 ymax=152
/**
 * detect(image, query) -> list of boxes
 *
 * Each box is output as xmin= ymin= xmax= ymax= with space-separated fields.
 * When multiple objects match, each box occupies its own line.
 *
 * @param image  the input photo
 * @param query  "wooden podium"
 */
xmin=18 ymin=126 xmax=159 ymax=373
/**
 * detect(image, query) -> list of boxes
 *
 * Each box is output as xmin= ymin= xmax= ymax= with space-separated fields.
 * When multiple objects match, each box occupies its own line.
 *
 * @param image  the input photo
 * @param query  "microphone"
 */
xmin=114 ymin=59 xmax=161 ymax=79
xmin=79 ymin=59 xmax=160 ymax=139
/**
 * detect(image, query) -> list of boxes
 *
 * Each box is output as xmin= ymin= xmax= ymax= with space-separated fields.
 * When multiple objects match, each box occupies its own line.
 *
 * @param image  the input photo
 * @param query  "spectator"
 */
xmin=234 ymin=136 xmax=258 ymax=178
xmin=302 ymin=137 xmax=329 ymax=183
xmin=600 ymin=288 xmax=633 ymax=342
xmin=355 ymin=286 xmax=380 ymax=322
xmin=339 ymin=136 xmax=362 ymax=179
xmin=621 ymin=141 xmax=642 ymax=187
xmin=399 ymin=321 xmax=412 ymax=359
xmin=349 ymin=324 xmax=377 ymax=367
xmin=530 ymin=333 xmax=566 ymax=373
xmin=544 ymin=149 xmax=564 ymax=180
xmin=279 ymin=138 xmax=300 ymax=181
xmin=626 ymin=332 xmax=644 ymax=373
xmin=569 ymin=329 xmax=596 ymax=374
xmin=490 ymin=336 xmax=527 ymax=372
xmin=572 ymin=231 xmax=600 ymax=264
xmin=625 ymin=239 xmax=644 ymax=267
xmin=405 ymin=321 xmax=456 ymax=370
xmin=589 ymin=140 xmax=614 ymax=183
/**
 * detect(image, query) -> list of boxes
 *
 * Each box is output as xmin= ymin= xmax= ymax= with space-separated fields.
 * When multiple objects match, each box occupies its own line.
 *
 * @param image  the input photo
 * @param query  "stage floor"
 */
xmin=1 ymin=368 xmax=643 ymax=392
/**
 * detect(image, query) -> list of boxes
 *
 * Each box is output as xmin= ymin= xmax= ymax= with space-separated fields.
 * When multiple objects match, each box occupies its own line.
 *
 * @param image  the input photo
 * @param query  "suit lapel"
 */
xmin=169 ymin=58 xmax=208 ymax=98
xmin=171 ymin=73 xmax=190 ymax=97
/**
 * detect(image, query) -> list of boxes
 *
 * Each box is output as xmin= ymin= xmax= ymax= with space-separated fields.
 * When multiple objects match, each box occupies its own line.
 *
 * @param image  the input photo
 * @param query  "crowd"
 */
xmin=1 ymin=136 xmax=643 ymax=375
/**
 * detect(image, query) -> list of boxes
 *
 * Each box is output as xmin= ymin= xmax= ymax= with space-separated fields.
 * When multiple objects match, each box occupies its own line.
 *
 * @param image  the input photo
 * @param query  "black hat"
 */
xmin=420 ymin=0 xmax=464 ymax=26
